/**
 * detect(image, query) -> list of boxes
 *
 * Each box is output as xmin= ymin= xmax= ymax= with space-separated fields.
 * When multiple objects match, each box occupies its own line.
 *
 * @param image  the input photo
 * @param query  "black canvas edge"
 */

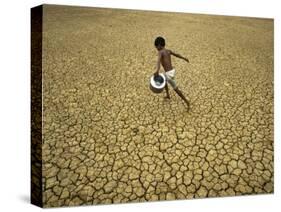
xmin=31 ymin=4 xmax=43 ymax=208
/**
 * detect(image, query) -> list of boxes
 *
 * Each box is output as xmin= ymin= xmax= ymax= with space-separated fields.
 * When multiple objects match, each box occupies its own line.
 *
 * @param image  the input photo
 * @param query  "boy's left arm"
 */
xmin=170 ymin=50 xmax=189 ymax=63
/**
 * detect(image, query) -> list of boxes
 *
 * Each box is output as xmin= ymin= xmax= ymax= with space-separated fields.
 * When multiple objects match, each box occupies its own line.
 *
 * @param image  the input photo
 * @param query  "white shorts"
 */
xmin=165 ymin=69 xmax=177 ymax=89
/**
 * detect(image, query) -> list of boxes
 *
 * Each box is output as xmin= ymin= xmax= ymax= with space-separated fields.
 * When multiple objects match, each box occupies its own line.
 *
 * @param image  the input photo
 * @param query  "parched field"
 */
xmin=42 ymin=5 xmax=273 ymax=207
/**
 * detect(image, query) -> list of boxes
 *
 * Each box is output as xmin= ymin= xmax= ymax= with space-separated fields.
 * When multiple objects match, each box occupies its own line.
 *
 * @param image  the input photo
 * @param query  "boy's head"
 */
xmin=154 ymin=36 xmax=165 ymax=50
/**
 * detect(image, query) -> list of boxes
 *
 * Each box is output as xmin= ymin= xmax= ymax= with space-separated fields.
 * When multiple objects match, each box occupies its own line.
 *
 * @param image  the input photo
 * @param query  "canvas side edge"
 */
xmin=31 ymin=5 xmax=43 ymax=208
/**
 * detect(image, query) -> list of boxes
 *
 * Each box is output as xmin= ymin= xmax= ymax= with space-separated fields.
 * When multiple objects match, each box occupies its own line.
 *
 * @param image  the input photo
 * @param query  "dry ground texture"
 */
xmin=42 ymin=5 xmax=274 ymax=207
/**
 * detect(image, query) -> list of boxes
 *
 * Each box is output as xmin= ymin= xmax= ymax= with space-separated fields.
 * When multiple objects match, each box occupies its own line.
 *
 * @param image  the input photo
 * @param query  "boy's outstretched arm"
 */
xmin=154 ymin=51 xmax=162 ymax=76
xmin=170 ymin=50 xmax=189 ymax=63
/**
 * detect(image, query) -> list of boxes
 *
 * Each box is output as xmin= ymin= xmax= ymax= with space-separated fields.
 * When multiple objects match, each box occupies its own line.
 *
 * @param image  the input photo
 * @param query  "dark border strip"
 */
xmin=31 ymin=5 xmax=43 ymax=208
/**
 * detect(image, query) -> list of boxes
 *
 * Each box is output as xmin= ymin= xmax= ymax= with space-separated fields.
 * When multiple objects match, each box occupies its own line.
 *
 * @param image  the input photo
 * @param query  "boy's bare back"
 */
xmin=159 ymin=49 xmax=173 ymax=72
xmin=157 ymin=48 xmax=189 ymax=74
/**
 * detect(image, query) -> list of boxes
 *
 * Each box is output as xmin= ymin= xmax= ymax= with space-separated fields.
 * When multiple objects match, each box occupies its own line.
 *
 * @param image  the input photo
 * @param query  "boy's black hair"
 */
xmin=154 ymin=36 xmax=165 ymax=47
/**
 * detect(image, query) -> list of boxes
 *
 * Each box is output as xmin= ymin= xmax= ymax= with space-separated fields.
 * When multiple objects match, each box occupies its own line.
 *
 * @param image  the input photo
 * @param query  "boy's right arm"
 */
xmin=170 ymin=50 xmax=189 ymax=63
xmin=154 ymin=51 xmax=162 ymax=76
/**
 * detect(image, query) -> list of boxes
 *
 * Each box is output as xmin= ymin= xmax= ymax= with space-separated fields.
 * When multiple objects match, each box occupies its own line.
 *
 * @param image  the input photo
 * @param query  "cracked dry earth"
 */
xmin=42 ymin=5 xmax=274 ymax=207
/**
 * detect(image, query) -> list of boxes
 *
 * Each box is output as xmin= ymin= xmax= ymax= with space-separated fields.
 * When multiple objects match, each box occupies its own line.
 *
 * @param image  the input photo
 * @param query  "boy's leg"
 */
xmin=167 ymin=76 xmax=190 ymax=109
xmin=174 ymin=87 xmax=190 ymax=108
xmin=165 ymin=83 xmax=170 ymax=99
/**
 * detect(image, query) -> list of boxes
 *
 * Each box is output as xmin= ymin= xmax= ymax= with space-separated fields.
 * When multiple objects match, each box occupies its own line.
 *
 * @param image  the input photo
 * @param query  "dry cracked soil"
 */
xmin=41 ymin=5 xmax=273 ymax=207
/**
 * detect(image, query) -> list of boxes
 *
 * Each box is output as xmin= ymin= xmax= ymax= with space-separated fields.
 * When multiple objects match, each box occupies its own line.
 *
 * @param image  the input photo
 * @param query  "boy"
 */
xmin=154 ymin=36 xmax=190 ymax=110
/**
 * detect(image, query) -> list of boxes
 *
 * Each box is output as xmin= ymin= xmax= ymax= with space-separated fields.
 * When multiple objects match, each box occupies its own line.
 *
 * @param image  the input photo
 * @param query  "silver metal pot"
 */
xmin=150 ymin=73 xmax=166 ymax=93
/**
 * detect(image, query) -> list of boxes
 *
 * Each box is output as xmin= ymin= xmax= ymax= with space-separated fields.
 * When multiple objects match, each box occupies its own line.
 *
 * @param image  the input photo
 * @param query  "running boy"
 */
xmin=154 ymin=36 xmax=190 ymax=109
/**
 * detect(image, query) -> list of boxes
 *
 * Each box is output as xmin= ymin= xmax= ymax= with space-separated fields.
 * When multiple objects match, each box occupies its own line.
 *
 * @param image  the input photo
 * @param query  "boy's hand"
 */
xmin=154 ymin=71 xmax=159 ymax=76
xmin=184 ymin=58 xmax=189 ymax=63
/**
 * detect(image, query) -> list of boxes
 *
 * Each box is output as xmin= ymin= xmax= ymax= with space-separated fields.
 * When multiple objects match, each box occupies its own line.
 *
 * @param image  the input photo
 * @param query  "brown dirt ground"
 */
xmin=41 ymin=5 xmax=273 ymax=207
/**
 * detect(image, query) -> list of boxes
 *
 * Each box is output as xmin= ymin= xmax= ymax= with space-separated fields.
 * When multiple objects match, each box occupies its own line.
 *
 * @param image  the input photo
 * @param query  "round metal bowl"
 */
xmin=150 ymin=73 xmax=166 ymax=93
